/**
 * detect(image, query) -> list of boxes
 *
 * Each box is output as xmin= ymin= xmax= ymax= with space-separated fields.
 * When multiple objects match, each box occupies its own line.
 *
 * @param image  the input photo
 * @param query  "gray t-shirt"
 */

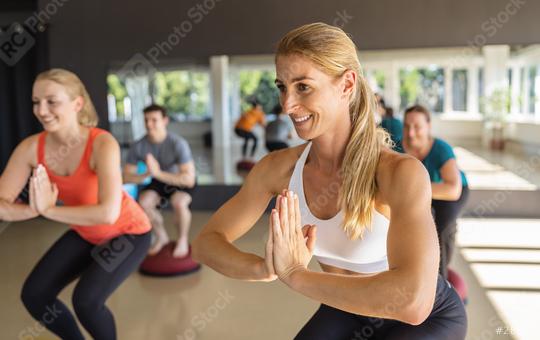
xmin=126 ymin=133 xmax=192 ymax=173
xmin=265 ymin=115 xmax=293 ymax=142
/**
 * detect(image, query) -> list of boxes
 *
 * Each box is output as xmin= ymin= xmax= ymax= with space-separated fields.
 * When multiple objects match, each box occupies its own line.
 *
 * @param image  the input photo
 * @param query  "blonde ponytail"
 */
xmin=277 ymin=23 xmax=391 ymax=239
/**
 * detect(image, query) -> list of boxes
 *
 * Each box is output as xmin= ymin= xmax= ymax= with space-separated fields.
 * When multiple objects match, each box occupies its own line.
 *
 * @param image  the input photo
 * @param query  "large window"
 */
xmin=452 ymin=69 xmax=468 ymax=111
xmin=365 ymin=69 xmax=385 ymax=94
xmin=153 ymin=70 xmax=210 ymax=119
xmin=520 ymin=67 xmax=526 ymax=113
xmin=478 ymin=67 xmax=485 ymax=114
xmin=107 ymin=75 xmax=129 ymax=121
xmin=107 ymin=69 xmax=211 ymax=122
xmin=238 ymin=70 xmax=279 ymax=114
xmin=399 ymin=66 xmax=444 ymax=112
xmin=528 ymin=66 xmax=538 ymax=115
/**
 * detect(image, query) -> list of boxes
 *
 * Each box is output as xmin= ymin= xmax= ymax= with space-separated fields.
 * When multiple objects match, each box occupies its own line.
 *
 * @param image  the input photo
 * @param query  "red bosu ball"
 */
xmin=236 ymin=160 xmax=255 ymax=171
xmin=447 ymin=268 xmax=468 ymax=304
xmin=139 ymin=242 xmax=201 ymax=277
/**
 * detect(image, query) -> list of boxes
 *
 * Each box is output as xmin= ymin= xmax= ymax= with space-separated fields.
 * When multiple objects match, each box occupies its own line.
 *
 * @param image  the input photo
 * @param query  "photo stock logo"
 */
xmin=18 ymin=303 xmax=63 ymax=340
xmin=177 ymin=289 xmax=235 ymax=340
xmin=0 ymin=23 xmax=35 ymax=66
xmin=119 ymin=53 xmax=158 ymax=80
xmin=91 ymin=235 xmax=135 ymax=272
xmin=119 ymin=0 xmax=223 ymax=79
xmin=332 ymin=9 xmax=353 ymax=28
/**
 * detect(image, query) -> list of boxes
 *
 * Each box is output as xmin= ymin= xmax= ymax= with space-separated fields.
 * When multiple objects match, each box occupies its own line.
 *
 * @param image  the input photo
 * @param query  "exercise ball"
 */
xmin=447 ymin=268 xmax=468 ymax=304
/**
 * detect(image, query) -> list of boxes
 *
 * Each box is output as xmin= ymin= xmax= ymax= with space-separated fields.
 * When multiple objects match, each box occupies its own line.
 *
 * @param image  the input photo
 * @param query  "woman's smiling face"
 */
xmin=32 ymin=79 xmax=82 ymax=132
xmin=275 ymin=53 xmax=352 ymax=141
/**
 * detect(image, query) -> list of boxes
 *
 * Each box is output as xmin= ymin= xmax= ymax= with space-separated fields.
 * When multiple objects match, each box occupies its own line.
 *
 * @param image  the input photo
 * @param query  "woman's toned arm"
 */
xmin=0 ymin=199 xmax=37 ymax=222
xmin=272 ymin=157 xmax=440 ymax=325
xmin=431 ymin=158 xmax=462 ymax=201
xmin=36 ymin=133 xmax=123 ymax=225
xmin=0 ymin=137 xmax=39 ymax=222
xmin=192 ymin=153 xmax=283 ymax=281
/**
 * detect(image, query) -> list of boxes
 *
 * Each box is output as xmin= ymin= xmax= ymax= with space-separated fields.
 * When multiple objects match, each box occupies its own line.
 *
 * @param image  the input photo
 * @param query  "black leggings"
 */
xmin=295 ymin=275 xmax=467 ymax=340
xmin=21 ymin=230 xmax=151 ymax=340
xmin=235 ymin=128 xmax=258 ymax=157
xmin=432 ymin=186 xmax=470 ymax=279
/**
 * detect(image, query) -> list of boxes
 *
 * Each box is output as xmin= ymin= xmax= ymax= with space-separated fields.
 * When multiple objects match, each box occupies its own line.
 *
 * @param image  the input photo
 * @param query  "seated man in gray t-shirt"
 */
xmin=123 ymin=104 xmax=196 ymax=258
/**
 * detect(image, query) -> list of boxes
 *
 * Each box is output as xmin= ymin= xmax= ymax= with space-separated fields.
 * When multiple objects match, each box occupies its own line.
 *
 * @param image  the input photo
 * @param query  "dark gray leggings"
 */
xmin=432 ymin=186 xmax=470 ymax=279
xmin=295 ymin=275 xmax=467 ymax=340
xmin=21 ymin=230 xmax=151 ymax=340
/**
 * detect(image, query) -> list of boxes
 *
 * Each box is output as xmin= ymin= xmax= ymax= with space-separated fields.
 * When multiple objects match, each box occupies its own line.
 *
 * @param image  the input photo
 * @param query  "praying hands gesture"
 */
xmin=266 ymin=189 xmax=317 ymax=285
xmin=145 ymin=153 xmax=161 ymax=177
xmin=29 ymin=164 xmax=58 ymax=216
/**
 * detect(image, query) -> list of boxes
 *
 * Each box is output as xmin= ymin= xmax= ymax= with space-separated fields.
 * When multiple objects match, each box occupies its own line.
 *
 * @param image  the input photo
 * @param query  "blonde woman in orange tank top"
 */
xmin=0 ymin=69 xmax=151 ymax=340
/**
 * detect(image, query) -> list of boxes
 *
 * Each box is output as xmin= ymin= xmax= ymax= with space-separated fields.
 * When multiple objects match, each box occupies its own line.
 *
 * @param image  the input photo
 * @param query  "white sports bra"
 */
xmin=288 ymin=142 xmax=390 ymax=273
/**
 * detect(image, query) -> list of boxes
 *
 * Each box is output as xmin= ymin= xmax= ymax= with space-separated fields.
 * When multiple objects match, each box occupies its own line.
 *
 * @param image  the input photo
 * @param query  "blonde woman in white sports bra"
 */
xmin=193 ymin=23 xmax=467 ymax=339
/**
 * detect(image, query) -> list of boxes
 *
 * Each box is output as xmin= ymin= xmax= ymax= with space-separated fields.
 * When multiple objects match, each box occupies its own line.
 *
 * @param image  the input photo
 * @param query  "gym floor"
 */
xmin=2 ymin=143 xmax=538 ymax=339
xmin=2 ymin=211 xmax=536 ymax=339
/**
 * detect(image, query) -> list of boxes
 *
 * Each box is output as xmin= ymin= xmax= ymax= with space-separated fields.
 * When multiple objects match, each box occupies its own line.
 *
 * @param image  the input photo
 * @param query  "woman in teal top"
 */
xmin=381 ymin=107 xmax=403 ymax=144
xmin=398 ymin=105 xmax=469 ymax=279
xmin=418 ymin=138 xmax=468 ymax=187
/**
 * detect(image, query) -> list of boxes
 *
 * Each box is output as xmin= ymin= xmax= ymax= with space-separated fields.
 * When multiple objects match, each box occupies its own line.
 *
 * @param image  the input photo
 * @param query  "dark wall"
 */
xmin=0 ymin=1 xmax=47 ymax=171
xmin=38 ymin=0 xmax=540 ymax=125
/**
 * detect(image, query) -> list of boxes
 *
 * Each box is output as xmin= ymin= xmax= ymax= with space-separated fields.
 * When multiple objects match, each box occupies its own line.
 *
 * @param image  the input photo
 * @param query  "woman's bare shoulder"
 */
xmin=93 ymin=130 xmax=119 ymax=150
xmin=21 ymin=133 xmax=41 ymax=148
xmin=16 ymin=133 xmax=41 ymax=166
xmin=376 ymin=147 xmax=429 ymax=201
xmin=249 ymin=143 xmax=309 ymax=195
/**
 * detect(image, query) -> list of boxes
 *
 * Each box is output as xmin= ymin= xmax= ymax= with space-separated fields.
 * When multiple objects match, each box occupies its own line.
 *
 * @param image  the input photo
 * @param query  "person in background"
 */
xmin=375 ymin=94 xmax=403 ymax=145
xmin=234 ymin=100 xmax=266 ymax=160
xmin=381 ymin=107 xmax=403 ymax=144
xmin=265 ymin=104 xmax=294 ymax=152
xmin=123 ymin=104 xmax=196 ymax=258
xmin=374 ymin=93 xmax=385 ymax=124
xmin=399 ymin=104 xmax=469 ymax=279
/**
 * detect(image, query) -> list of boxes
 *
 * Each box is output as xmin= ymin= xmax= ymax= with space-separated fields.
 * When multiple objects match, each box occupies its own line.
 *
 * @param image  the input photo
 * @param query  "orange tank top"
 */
xmin=37 ymin=127 xmax=151 ymax=245
xmin=235 ymin=108 xmax=265 ymax=131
